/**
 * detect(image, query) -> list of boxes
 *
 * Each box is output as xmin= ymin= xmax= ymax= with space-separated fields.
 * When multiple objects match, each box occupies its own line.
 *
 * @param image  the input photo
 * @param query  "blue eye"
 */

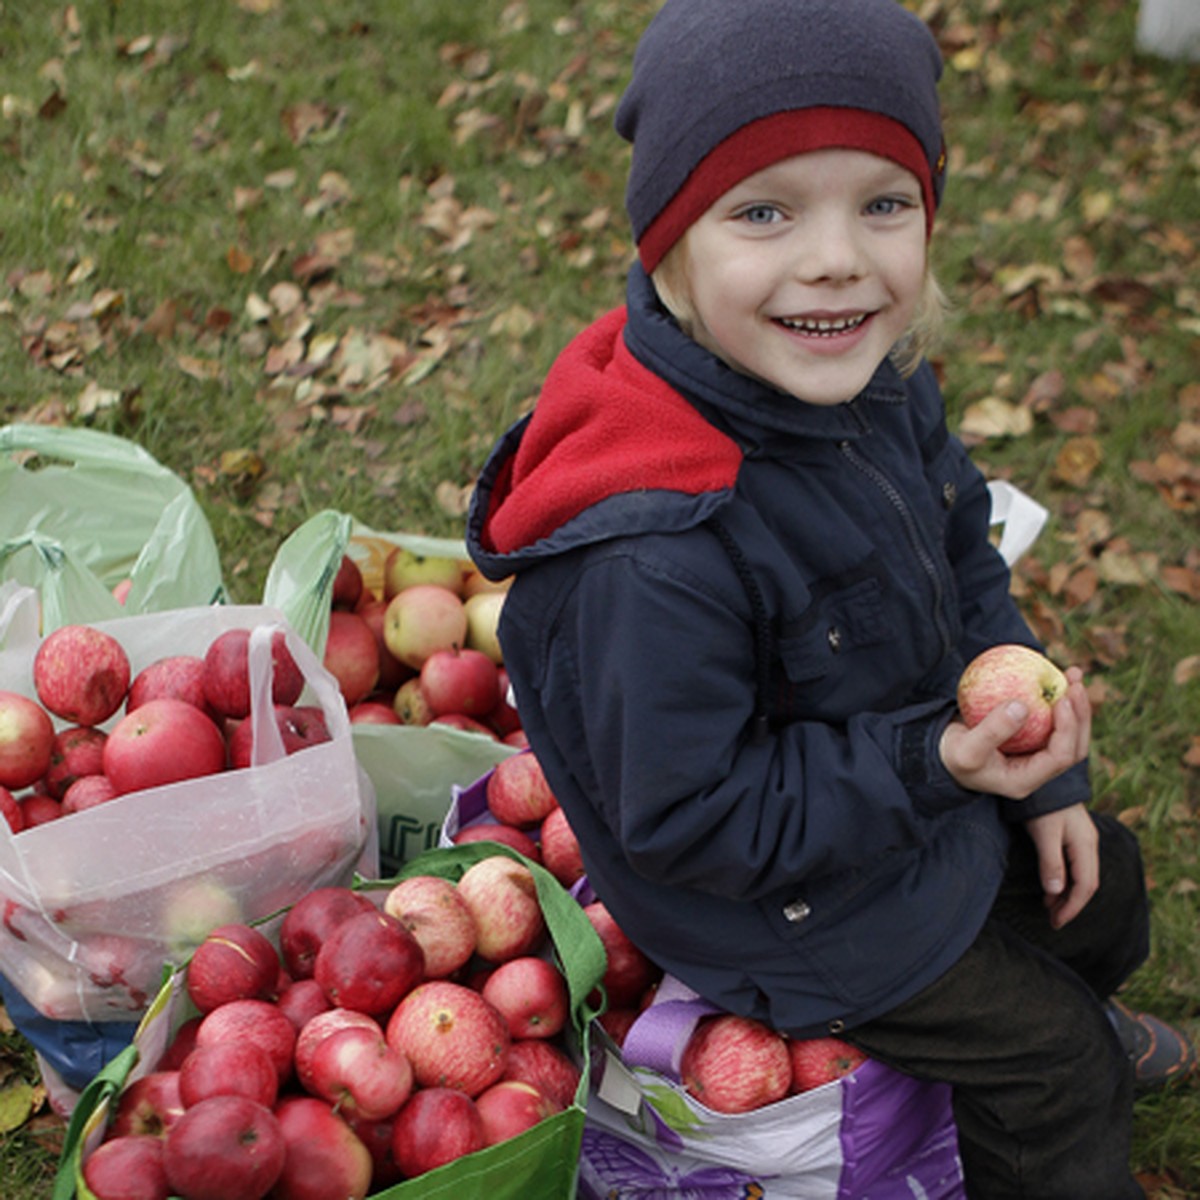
xmin=866 ymin=195 xmax=918 ymax=217
xmin=739 ymin=204 xmax=781 ymax=225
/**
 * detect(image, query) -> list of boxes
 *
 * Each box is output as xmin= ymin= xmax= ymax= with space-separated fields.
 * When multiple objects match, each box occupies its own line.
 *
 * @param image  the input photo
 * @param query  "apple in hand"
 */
xmin=681 ymin=1014 xmax=792 ymax=1113
xmin=33 ymin=624 xmax=130 ymax=726
xmin=271 ymin=1096 xmax=373 ymax=1200
xmin=788 ymin=1035 xmax=869 ymax=1093
xmin=84 ymin=1135 xmax=170 ymax=1200
xmin=202 ymin=628 xmax=304 ymax=721
xmin=391 ymin=1087 xmax=485 ymax=1178
xmin=386 ymin=980 xmax=510 ymax=1096
xmin=383 ymin=584 xmax=468 ymax=670
xmin=486 ymin=751 xmax=558 ymax=829
xmin=382 ymin=874 xmax=477 ymax=979
xmin=956 ymin=643 xmax=1069 ymax=755
xmin=456 ymin=855 xmax=546 ymax=963
xmin=481 ymin=956 xmax=569 ymax=1040
xmin=103 ymin=698 xmax=226 ymax=795
xmin=0 ymin=690 xmax=55 ymax=790
xmin=163 ymin=1095 xmax=285 ymax=1200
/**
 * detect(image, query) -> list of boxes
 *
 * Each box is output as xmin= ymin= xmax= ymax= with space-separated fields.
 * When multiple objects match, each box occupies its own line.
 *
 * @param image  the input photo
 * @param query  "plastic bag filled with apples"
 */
xmin=0 ymin=582 xmax=374 ymax=1027
xmin=65 ymin=841 xmax=608 ymax=1200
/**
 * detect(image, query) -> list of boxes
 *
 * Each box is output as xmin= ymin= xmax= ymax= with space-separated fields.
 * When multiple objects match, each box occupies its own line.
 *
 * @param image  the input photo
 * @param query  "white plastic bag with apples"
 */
xmin=0 ymin=581 xmax=376 ymax=1028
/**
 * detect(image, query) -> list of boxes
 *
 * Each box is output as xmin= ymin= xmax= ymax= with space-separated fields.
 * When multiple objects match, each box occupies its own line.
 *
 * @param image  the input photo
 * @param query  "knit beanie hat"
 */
xmin=615 ymin=0 xmax=947 ymax=273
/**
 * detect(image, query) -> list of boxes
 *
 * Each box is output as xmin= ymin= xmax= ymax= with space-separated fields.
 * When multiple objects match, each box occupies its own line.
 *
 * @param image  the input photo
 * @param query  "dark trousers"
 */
xmin=847 ymin=813 xmax=1150 ymax=1200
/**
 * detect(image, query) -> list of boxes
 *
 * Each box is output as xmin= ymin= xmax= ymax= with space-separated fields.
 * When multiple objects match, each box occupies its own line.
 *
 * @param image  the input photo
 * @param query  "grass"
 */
xmin=0 ymin=0 xmax=1197 ymax=1195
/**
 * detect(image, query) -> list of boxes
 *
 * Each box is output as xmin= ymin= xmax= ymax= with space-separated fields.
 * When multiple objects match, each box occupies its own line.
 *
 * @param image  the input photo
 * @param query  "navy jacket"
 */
xmin=467 ymin=266 xmax=1089 ymax=1036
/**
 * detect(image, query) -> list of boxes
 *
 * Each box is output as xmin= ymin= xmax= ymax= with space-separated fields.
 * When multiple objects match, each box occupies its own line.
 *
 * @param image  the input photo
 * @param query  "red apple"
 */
xmin=583 ymin=901 xmax=661 ymax=1008
xmin=452 ymin=821 xmax=541 ymax=862
xmin=539 ymin=805 xmax=584 ymax=888
xmin=186 ymin=922 xmax=280 ymax=1013
xmin=44 ymin=725 xmax=108 ymax=799
xmin=788 ymin=1036 xmax=869 ymax=1093
xmin=0 ymin=690 xmax=55 ymax=790
xmin=109 ymin=1072 xmax=185 ymax=1139
xmin=306 ymin=1024 xmax=414 ymax=1120
xmin=382 ymin=584 xmax=468 ymax=670
xmin=0 ymin=786 xmax=23 ymax=834
xmin=485 ymin=751 xmax=558 ymax=829
xmin=314 ymin=909 xmax=425 ymax=1015
xmin=484 ymin=668 xmax=523 ymax=737
xmin=456 ymin=855 xmax=547 ymax=963
xmin=279 ymin=886 xmax=377 ymax=980
xmin=83 ymin=1134 xmax=170 ymax=1200
xmin=103 ymin=698 xmax=226 ymax=795
xmin=61 ymin=773 xmax=119 ymax=814
xmin=344 ymin=1112 xmax=403 ymax=1190
xmin=196 ymin=999 xmax=296 ymax=1086
xmin=160 ymin=1017 xmax=204 ymax=1071
xmin=276 ymin=977 xmax=331 ymax=1031
xmin=331 ymin=554 xmax=364 ymax=610
xmin=163 ymin=1095 xmax=285 ymax=1200
xmin=503 ymin=729 xmax=531 ymax=749
xmin=293 ymin=1007 xmax=382 ymax=1094
xmin=126 ymin=655 xmax=213 ymax=719
xmin=322 ymin=610 xmax=379 ymax=707
xmin=382 ymin=874 xmax=477 ymax=979
xmin=33 ymin=623 xmax=130 ymax=725
xmin=391 ymin=1087 xmax=485 ymax=1178
xmin=680 ymin=1014 xmax=792 ymax=1114
xmin=956 ymin=643 xmax=1069 ymax=755
xmin=178 ymin=1040 xmax=279 ymax=1110
xmin=419 ymin=647 xmax=501 ymax=717
xmin=501 ymin=1039 xmax=582 ymax=1110
xmin=386 ymin=980 xmax=510 ymax=1096
xmin=392 ymin=677 xmax=434 ymax=726
xmin=597 ymin=1007 xmax=639 ymax=1049
xmin=202 ymin=627 xmax=304 ymax=721
xmin=271 ymin=1096 xmax=373 ymax=1200
xmin=356 ymin=599 xmax=410 ymax=692
xmin=382 ymin=546 xmax=464 ymax=599
xmin=431 ymin=713 xmax=499 ymax=739
xmin=227 ymin=703 xmax=330 ymax=769
xmin=475 ymin=1079 xmax=560 ymax=1147
xmin=348 ymin=700 xmax=401 ymax=725
xmin=18 ymin=792 xmax=63 ymax=828
xmin=481 ymin=956 xmax=569 ymax=1040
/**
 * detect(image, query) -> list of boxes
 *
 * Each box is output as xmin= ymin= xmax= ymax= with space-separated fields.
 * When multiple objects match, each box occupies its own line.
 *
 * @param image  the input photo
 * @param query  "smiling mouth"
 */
xmin=776 ymin=313 xmax=870 ymax=337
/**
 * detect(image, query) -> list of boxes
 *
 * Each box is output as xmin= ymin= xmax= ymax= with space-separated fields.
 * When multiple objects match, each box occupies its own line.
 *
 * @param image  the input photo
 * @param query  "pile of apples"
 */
xmin=0 ymin=622 xmax=329 ymax=832
xmin=318 ymin=546 xmax=526 ymax=747
xmin=83 ymin=859 xmax=586 ymax=1199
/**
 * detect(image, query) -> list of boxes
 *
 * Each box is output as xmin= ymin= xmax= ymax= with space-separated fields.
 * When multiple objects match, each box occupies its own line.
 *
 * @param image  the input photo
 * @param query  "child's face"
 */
xmin=676 ymin=148 xmax=928 ymax=406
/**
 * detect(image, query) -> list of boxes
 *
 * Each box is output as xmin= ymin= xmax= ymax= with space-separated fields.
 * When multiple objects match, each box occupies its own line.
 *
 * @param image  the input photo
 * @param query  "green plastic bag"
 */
xmin=0 ymin=424 xmax=226 ymax=631
xmin=58 ymin=841 xmax=607 ymax=1200
xmin=263 ymin=510 xmax=516 ymax=873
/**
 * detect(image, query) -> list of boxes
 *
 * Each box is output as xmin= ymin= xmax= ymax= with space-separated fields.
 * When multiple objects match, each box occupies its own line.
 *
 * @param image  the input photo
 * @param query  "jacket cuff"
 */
xmin=895 ymin=705 xmax=976 ymax=815
xmin=998 ymin=759 xmax=1092 ymax=821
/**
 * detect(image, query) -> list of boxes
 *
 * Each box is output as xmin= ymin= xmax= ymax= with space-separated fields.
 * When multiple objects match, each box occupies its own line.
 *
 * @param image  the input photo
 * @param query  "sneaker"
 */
xmin=1106 ymin=1000 xmax=1198 ymax=1095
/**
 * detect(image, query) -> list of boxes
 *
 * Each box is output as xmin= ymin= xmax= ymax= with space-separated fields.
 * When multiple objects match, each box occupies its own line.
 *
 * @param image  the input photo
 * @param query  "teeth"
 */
xmin=779 ymin=314 xmax=867 ymax=335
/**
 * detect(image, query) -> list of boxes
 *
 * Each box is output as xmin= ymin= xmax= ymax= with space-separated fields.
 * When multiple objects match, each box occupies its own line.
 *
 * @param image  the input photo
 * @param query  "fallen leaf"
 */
xmin=1174 ymin=656 xmax=1200 ymax=685
xmin=1054 ymin=435 xmax=1103 ymax=487
xmin=0 ymin=1079 xmax=36 ymax=1134
xmin=959 ymin=396 xmax=1034 ymax=439
xmin=177 ymin=354 xmax=222 ymax=382
xmin=226 ymin=245 xmax=254 ymax=275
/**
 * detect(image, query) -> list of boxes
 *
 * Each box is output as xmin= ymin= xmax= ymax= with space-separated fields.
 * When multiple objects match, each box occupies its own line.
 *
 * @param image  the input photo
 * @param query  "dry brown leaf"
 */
xmin=1174 ymin=656 xmax=1200 ymax=685
xmin=226 ymin=245 xmax=253 ymax=275
xmin=177 ymin=354 xmax=221 ymax=382
xmin=1054 ymin=435 xmax=1102 ymax=487
xmin=959 ymin=396 xmax=1034 ymax=440
xmin=1064 ymin=566 xmax=1099 ymax=609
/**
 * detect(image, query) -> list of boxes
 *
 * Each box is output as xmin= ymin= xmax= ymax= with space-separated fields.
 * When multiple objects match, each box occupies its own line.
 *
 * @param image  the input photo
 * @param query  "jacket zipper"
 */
xmin=837 ymin=439 xmax=955 ymax=661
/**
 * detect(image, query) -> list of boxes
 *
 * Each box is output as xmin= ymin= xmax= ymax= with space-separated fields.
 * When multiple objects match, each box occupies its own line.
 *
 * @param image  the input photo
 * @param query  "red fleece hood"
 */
xmin=481 ymin=307 xmax=744 ymax=555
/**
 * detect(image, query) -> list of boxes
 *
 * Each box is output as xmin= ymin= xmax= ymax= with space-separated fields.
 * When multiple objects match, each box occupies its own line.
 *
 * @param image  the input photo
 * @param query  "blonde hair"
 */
xmin=651 ymin=239 xmax=947 ymax=380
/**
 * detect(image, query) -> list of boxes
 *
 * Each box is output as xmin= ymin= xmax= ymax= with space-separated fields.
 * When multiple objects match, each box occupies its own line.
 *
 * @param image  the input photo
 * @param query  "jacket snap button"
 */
xmin=826 ymin=626 xmax=842 ymax=652
xmin=829 ymin=1018 xmax=846 ymax=1034
xmin=942 ymin=481 xmax=957 ymax=509
xmin=783 ymin=899 xmax=811 ymax=923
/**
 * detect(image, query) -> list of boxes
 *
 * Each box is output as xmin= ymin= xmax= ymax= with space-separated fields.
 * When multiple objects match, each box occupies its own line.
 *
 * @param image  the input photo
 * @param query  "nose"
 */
xmin=794 ymin=208 xmax=867 ymax=284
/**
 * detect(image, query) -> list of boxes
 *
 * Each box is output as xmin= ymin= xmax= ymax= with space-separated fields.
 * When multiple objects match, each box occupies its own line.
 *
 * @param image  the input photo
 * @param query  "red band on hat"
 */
xmin=638 ymin=107 xmax=936 ymax=273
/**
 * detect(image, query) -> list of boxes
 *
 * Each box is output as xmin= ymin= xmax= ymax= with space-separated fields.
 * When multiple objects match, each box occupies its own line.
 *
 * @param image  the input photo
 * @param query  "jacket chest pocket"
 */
xmin=776 ymin=577 xmax=894 ymax=685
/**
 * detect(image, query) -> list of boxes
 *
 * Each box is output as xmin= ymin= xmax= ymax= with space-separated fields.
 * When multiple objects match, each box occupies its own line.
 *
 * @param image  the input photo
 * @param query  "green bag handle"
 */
xmin=51 ymin=1044 xmax=140 ymax=1200
xmin=376 ymin=840 xmax=608 ymax=1039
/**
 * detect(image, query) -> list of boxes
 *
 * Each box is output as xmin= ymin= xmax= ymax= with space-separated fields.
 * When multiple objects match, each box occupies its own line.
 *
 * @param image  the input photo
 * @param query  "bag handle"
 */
xmin=618 ymin=974 xmax=721 ymax=1081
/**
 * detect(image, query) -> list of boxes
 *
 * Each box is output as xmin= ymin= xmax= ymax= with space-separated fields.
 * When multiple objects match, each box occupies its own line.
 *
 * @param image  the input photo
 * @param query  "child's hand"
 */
xmin=939 ymin=667 xmax=1090 ymax=800
xmin=1023 ymin=802 xmax=1100 ymax=928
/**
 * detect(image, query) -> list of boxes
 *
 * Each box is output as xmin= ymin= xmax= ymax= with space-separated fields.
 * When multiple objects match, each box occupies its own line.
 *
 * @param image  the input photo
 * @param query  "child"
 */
xmin=466 ymin=1 xmax=1195 ymax=1194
